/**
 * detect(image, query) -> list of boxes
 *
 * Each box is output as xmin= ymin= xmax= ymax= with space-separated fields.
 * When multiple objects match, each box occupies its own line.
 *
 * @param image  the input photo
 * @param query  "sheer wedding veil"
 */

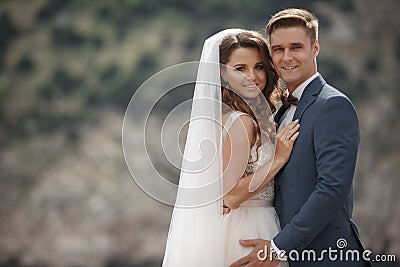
xmin=162 ymin=28 xmax=275 ymax=266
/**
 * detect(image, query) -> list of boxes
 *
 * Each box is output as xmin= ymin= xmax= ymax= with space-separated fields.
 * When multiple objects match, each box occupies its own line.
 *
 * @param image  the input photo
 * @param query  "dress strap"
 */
xmin=222 ymin=111 xmax=254 ymax=141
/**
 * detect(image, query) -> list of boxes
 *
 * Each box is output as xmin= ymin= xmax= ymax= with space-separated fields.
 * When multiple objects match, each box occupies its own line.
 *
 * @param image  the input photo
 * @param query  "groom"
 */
xmin=231 ymin=8 xmax=372 ymax=267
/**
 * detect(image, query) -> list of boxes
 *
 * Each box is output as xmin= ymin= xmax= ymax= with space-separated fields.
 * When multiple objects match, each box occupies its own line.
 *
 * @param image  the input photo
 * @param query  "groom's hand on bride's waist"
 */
xmin=229 ymin=239 xmax=280 ymax=267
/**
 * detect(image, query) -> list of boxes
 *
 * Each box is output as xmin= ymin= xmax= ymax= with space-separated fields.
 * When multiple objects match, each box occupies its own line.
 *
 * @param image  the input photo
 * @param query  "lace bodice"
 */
xmin=223 ymin=111 xmax=275 ymax=202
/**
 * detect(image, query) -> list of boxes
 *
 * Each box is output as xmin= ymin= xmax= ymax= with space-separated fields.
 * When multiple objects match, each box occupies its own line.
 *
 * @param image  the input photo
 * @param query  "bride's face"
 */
xmin=221 ymin=47 xmax=267 ymax=99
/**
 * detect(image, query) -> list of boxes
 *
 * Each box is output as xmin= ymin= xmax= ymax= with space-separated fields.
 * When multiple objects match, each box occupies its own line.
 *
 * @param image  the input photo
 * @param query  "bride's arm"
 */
xmin=222 ymin=114 xmax=256 ymax=197
xmin=223 ymin=120 xmax=300 ymax=209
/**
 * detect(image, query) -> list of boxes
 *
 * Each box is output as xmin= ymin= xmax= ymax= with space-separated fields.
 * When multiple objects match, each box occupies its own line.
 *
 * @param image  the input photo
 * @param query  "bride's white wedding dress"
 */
xmin=162 ymin=29 xmax=287 ymax=267
xmin=223 ymin=111 xmax=288 ymax=267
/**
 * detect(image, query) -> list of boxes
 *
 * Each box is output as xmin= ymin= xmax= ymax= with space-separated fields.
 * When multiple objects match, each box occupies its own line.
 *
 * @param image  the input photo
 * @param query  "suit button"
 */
xmin=275 ymin=185 xmax=280 ymax=191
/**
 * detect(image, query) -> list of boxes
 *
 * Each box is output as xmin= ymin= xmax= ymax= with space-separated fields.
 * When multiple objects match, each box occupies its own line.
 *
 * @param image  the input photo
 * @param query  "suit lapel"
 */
xmin=274 ymin=104 xmax=287 ymax=124
xmin=293 ymin=75 xmax=326 ymax=121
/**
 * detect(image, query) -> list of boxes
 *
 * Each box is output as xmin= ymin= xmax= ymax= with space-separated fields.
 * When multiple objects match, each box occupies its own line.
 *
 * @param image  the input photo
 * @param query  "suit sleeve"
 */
xmin=273 ymin=94 xmax=360 ymax=252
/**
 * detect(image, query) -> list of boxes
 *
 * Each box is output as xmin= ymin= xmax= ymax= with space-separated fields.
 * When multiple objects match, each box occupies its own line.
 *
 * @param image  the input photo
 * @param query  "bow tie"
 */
xmin=281 ymin=92 xmax=299 ymax=108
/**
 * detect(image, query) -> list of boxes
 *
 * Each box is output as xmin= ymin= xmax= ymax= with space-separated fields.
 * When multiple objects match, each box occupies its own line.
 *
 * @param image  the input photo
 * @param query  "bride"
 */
xmin=162 ymin=29 xmax=299 ymax=266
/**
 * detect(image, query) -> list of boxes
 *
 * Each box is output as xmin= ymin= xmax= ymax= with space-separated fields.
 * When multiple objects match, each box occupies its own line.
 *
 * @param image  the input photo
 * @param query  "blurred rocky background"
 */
xmin=0 ymin=0 xmax=399 ymax=266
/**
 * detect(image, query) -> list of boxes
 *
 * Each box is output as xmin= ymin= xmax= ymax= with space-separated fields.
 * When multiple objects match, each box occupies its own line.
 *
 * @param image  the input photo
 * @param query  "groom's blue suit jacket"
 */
xmin=273 ymin=75 xmax=371 ymax=266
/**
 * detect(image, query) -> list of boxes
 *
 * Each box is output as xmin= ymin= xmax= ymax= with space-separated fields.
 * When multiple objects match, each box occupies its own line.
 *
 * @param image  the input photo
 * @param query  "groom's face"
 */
xmin=270 ymin=26 xmax=319 ymax=92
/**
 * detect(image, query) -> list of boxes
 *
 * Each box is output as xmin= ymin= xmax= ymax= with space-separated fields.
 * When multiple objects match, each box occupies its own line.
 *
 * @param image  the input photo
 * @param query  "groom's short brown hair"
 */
xmin=266 ymin=8 xmax=319 ymax=45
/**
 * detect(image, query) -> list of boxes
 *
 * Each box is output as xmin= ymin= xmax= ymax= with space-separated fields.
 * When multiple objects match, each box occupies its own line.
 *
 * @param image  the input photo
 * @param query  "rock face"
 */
xmin=1 ymin=108 xmax=399 ymax=267
xmin=0 ymin=110 xmax=172 ymax=266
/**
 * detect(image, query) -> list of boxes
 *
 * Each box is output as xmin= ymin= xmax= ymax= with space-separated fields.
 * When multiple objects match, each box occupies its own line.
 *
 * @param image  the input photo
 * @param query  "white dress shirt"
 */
xmin=278 ymin=72 xmax=320 ymax=130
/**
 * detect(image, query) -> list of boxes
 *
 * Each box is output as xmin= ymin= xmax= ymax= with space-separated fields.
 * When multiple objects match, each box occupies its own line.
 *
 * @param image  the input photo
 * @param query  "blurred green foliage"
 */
xmin=0 ymin=0 xmax=398 ymax=145
xmin=0 ymin=1 xmax=399 ymax=266
xmin=0 ymin=12 xmax=19 ymax=71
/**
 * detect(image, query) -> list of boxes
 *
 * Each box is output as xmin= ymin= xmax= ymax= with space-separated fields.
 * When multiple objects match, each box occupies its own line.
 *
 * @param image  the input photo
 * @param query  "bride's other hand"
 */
xmin=274 ymin=120 xmax=300 ymax=164
xmin=223 ymin=201 xmax=231 ymax=215
xmin=223 ymin=206 xmax=231 ymax=215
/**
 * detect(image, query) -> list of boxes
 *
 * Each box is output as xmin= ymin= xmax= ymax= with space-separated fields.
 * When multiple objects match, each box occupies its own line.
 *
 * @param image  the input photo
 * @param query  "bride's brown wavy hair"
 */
xmin=219 ymin=31 xmax=283 ymax=149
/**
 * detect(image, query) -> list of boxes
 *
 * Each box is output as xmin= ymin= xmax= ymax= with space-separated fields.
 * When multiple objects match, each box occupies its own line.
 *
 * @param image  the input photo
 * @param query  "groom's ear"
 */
xmin=313 ymin=40 xmax=320 ymax=57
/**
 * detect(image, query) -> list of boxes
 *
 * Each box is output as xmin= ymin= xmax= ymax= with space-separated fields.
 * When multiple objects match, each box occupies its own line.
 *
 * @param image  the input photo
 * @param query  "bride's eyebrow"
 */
xmin=232 ymin=62 xmax=264 ymax=68
xmin=232 ymin=63 xmax=246 ymax=68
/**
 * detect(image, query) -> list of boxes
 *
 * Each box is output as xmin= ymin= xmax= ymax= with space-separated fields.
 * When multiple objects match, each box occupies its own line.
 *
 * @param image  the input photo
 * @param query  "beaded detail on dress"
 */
xmin=246 ymin=136 xmax=275 ymax=201
xmin=224 ymin=111 xmax=275 ymax=202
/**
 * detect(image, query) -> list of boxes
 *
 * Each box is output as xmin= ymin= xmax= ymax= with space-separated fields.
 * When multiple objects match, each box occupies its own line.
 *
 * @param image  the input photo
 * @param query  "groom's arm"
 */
xmin=273 ymin=93 xmax=360 ymax=253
